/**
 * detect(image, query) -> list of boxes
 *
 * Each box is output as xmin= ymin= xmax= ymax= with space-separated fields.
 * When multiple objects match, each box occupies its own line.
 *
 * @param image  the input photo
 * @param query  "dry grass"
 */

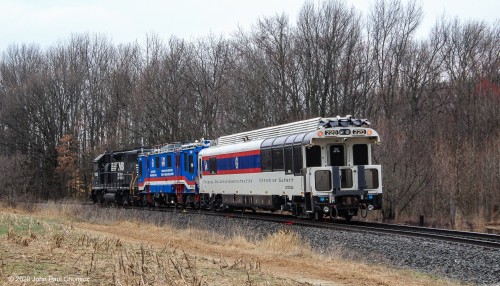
xmin=0 ymin=202 xmax=465 ymax=285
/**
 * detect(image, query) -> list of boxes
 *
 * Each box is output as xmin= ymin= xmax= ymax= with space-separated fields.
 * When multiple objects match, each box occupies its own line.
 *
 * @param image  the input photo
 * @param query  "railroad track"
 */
xmin=94 ymin=203 xmax=500 ymax=250
xmin=185 ymin=209 xmax=500 ymax=250
xmin=329 ymin=220 xmax=500 ymax=249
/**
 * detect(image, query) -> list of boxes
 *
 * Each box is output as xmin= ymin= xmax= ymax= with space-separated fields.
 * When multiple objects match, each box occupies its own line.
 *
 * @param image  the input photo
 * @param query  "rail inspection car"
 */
xmin=198 ymin=116 xmax=382 ymax=220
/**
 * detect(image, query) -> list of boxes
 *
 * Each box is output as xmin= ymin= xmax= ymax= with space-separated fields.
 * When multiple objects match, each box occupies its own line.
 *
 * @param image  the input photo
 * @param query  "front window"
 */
xmin=353 ymin=144 xmax=368 ymax=165
xmin=306 ymin=146 xmax=321 ymax=167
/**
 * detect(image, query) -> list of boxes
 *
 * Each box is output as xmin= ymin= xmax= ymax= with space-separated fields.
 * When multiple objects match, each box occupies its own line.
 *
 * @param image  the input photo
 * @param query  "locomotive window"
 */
xmin=272 ymin=148 xmax=284 ymax=171
xmin=209 ymin=157 xmax=217 ymax=174
xmin=155 ymin=156 xmax=160 ymax=169
xmin=261 ymin=149 xmax=272 ymax=172
xmin=353 ymin=144 xmax=368 ymax=165
xmin=167 ymin=155 xmax=172 ymax=168
xmin=284 ymin=146 xmax=293 ymax=174
xmin=293 ymin=146 xmax=303 ymax=175
xmin=138 ymin=161 xmax=143 ymax=178
xmin=183 ymin=153 xmax=188 ymax=171
xmin=189 ymin=154 xmax=194 ymax=174
xmin=306 ymin=146 xmax=321 ymax=167
xmin=330 ymin=145 xmax=345 ymax=166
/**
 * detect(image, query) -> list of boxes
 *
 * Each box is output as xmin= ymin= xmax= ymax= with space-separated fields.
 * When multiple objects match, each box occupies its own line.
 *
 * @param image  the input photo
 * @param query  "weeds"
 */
xmin=0 ymin=203 xmax=458 ymax=286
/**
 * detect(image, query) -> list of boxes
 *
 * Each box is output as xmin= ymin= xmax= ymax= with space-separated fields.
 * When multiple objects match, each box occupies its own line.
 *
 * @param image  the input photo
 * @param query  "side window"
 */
xmin=189 ymin=154 xmax=194 ymax=174
xmin=209 ymin=157 xmax=217 ymax=174
xmin=284 ymin=146 xmax=293 ymax=174
xmin=353 ymin=144 xmax=369 ymax=165
xmin=138 ymin=161 xmax=143 ymax=178
xmin=261 ymin=149 xmax=272 ymax=172
xmin=184 ymin=153 xmax=188 ymax=171
xmin=155 ymin=156 xmax=160 ymax=169
xmin=306 ymin=146 xmax=322 ymax=167
xmin=272 ymin=147 xmax=284 ymax=171
xmin=167 ymin=155 xmax=172 ymax=168
xmin=293 ymin=146 xmax=303 ymax=175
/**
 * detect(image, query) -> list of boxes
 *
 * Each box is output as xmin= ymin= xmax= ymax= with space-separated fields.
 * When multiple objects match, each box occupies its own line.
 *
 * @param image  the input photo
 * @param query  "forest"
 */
xmin=0 ymin=0 xmax=498 ymax=228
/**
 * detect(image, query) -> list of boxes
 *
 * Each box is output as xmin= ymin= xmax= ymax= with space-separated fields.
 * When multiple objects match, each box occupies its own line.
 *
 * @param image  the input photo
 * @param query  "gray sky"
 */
xmin=0 ymin=0 xmax=498 ymax=51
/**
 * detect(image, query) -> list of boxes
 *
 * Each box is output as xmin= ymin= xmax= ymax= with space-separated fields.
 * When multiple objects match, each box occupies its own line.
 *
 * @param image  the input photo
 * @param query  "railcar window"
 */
xmin=353 ymin=144 xmax=368 ymax=165
xmin=306 ymin=146 xmax=321 ymax=167
xmin=261 ymin=149 xmax=272 ymax=172
xmin=330 ymin=145 xmax=345 ymax=166
xmin=167 ymin=155 xmax=172 ymax=168
xmin=365 ymin=169 xmax=379 ymax=189
xmin=315 ymin=170 xmax=332 ymax=192
xmin=189 ymin=154 xmax=194 ymax=174
xmin=184 ymin=153 xmax=188 ymax=171
xmin=272 ymin=148 xmax=284 ymax=171
xmin=209 ymin=157 xmax=217 ymax=174
xmin=293 ymin=146 xmax=303 ymax=174
xmin=284 ymin=146 xmax=293 ymax=174
xmin=155 ymin=156 xmax=160 ymax=169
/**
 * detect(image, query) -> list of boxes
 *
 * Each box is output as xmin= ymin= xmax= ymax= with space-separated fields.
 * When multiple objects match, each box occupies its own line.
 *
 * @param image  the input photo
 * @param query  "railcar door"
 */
xmin=304 ymin=145 xmax=322 ymax=212
xmin=330 ymin=144 xmax=345 ymax=166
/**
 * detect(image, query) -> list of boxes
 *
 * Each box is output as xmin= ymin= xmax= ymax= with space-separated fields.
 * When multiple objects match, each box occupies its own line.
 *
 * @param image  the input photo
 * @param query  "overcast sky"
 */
xmin=0 ymin=0 xmax=498 ymax=51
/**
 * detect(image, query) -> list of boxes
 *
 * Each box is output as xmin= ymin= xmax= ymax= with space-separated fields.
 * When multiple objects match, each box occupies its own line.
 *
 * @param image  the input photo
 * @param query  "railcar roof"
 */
xmin=199 ymin=140 xmax=263 ymax=157
xmin=216 ymin=116 xmax=371 ymax=146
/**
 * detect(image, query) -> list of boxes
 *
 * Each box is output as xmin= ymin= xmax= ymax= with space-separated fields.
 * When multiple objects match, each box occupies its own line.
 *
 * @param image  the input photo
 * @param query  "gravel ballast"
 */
xmin=81 ymin=206 xmax=500 ymax=285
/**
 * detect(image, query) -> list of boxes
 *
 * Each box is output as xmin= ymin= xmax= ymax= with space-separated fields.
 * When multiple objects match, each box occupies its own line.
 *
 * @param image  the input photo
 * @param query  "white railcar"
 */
xmin=198 ymin=116 xmax=382 ymax=220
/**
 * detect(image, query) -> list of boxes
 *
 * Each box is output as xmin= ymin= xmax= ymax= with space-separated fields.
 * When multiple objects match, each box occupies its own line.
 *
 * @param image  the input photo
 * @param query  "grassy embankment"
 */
xmin=0 ymin=202 xmax=463 ymax=285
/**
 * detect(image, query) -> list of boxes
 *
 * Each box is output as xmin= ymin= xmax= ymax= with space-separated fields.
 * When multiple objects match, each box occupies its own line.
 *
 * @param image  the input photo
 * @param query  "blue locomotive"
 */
xmin=137 ymin=141 xmax=211 ymax=207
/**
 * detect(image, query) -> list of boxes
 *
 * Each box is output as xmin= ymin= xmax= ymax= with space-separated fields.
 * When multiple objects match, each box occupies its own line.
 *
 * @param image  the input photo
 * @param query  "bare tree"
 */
xmin=296 ymin=0 xmax=367 ymax=117
xmin=186 ymin=34 xmax=233 ymax=139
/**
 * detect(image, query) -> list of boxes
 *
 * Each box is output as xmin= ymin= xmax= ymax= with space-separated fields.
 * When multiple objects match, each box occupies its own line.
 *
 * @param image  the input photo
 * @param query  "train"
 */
xmin=90 ymin=116 xmax=383 ymax=220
